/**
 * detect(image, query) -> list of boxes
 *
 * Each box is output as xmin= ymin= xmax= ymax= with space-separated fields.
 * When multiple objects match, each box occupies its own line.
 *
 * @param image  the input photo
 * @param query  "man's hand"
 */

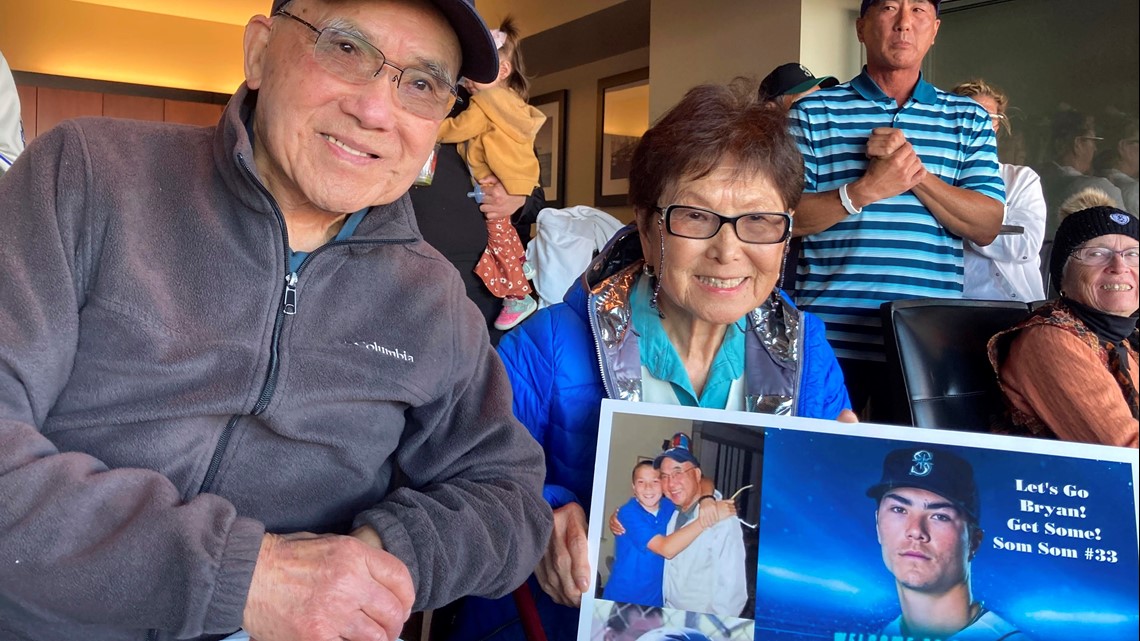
xmin=850 ymin=128 xmax=927 ymax=208
xmin=243 ymin=532 xmax=415 ymax=641
xmin=697 ymin=499 xmax=736 ymax=528
xmin=478 ymin=175 xmax=527 ymax=221
xmin=536 ymin=503 xmax=591 ymax=607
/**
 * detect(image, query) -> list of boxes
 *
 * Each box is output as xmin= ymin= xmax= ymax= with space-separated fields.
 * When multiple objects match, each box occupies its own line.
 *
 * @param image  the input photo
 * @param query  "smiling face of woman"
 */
xmin=1061 ymin=233 xmax=1139 ymax=317
xmin=638 ymin=164 xmax=789 ymax=332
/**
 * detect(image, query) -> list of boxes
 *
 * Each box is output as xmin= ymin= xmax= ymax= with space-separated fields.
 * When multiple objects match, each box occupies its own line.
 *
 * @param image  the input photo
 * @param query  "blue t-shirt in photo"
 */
xmin=602 ymin=496 xmax=676 ymax=606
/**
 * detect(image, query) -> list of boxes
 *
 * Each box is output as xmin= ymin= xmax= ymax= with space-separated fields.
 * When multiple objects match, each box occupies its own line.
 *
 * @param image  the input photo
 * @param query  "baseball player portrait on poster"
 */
xmin=756 ymin=429 xmax=1139 ymax=641
xmin=578 ymin=401 xmax=1139 ymax=641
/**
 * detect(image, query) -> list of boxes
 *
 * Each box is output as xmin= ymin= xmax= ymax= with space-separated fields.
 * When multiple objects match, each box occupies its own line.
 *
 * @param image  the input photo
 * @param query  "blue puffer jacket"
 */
xmin=445 ymin=228 xmax=851 ymax=641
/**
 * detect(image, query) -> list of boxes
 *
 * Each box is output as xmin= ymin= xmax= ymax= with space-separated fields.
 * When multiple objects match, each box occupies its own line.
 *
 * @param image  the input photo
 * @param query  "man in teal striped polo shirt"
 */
xmin=787 ymin=0 xmax=1005 ymax=421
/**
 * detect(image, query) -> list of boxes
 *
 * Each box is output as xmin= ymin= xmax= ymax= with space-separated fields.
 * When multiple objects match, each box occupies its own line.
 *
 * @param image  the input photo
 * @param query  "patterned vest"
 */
xmin=988 ymin=299 xmax=1139 ymax=438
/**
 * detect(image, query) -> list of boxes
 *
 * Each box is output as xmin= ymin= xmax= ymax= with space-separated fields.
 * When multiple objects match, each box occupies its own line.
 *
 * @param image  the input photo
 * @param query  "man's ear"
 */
xmin=968 ymin=525 xmax=984 ymax=560
xmin=855 ymin=17 xmax=866 ymax=45
xmin=244 ymin=15 xmax=274 ymax=90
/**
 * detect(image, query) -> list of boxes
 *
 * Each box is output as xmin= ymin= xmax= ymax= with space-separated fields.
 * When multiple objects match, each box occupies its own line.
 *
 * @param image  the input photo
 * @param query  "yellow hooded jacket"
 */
xmin=438 ymin=86 xmax=546 ymax=196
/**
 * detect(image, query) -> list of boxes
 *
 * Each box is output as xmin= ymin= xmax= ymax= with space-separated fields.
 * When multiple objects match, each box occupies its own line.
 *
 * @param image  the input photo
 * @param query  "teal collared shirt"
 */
xmin=630 ymin=276 xmax=746 ymax=409
xmin=849 ymin=65 xmax=939 ymax=108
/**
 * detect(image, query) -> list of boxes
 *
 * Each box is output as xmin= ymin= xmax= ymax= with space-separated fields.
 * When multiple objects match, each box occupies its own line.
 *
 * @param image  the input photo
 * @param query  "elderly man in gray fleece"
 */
xmin=0 ymin=1 xmax=552 ymax=640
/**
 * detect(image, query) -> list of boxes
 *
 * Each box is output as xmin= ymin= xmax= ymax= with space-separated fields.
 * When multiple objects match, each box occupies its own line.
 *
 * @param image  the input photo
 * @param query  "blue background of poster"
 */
xmin=753 ymin=428 xmax=1139 ymax=641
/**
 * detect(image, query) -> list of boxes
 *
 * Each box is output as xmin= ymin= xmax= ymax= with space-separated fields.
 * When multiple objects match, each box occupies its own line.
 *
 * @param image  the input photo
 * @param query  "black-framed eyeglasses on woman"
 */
xmin=655 ymin=205 xmax=792 ymax=244
xmin=274 ymin=10 xmax=458 ymax=120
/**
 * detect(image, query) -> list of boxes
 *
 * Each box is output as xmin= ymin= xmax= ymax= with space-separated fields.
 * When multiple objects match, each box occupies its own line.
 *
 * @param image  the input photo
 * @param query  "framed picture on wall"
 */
xmin=594 ymin=68 xmax=649 ymax=208
xmin=529 ymin=89 xmax=567 ymax=208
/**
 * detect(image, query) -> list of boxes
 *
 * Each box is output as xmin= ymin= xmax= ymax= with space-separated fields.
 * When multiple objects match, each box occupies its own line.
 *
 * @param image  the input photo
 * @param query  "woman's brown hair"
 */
xmin=629 ymin=78 xmax=804 ymax=226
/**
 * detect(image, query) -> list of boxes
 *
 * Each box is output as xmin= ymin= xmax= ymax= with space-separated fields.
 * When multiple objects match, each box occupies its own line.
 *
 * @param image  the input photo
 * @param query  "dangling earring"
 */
xmin=651 ymin=216 xmax=666 ymax=318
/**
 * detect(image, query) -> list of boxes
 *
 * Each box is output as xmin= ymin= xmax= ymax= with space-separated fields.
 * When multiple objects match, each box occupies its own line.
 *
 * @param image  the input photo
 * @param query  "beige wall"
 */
xmin=0 ymin=0 xmax=247 ymax=94
xmin=475 ymin=0 xmax=626 ymax=36
xmin=800 ymin=0 xmax=862 ymax=85
xmin=530 ymin=47 xmax=651 ymax=220
xmin=648 ymin=0 xmax=802 ymax=121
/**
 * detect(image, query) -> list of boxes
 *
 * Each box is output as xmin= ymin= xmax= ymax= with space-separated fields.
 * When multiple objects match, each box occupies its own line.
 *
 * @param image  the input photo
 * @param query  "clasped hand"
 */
xmin=857 ymin=127 xmax=927 ymax=204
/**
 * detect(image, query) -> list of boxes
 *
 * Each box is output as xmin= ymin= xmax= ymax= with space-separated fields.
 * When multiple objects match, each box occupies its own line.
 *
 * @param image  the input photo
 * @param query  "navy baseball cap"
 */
xmin=860 ymin=0 xmax=941 ymax=16
xmin=653 ymin=432 xmax=701 ymax=469
xmin=270 ymin=0 xmax=499 ymax=83
xmin=758 ymin=63 xmax=838 ymax=102
xmin=866 ymin=447 xmax=979 ymax=523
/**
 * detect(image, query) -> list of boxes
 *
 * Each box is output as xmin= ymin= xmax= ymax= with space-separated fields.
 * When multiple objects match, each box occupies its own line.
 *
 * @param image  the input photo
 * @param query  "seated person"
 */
xmin=0 ymin=1 xmax=551 ymax=639
xmin=445 ymin=80 xmax=856 ymax=641
xmin=989 ymin=192 xmax=1138 ymax=447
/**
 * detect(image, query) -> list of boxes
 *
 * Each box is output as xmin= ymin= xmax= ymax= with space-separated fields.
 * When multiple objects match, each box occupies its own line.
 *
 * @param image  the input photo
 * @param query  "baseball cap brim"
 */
xmin=653 ymin=448 xmax=700 ymax=469
xmin=270 ymin=0 xmax=499 ymax=84
xmin=785 ymin=75 xmax=838 ymax=96
xmin=428 ymin=0 xmax=499 ymax=84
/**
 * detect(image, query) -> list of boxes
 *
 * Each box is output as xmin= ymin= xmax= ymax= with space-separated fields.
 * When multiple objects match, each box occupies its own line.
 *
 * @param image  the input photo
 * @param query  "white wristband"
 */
xmin=839 ymin=183 xmax=863 ymax=216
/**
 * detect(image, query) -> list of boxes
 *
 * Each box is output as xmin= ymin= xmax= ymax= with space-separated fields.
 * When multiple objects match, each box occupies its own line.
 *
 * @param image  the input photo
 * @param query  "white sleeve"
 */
xmin=968 ymin=164 xmax=1046 ymax=263
xmin=0 ymin=51 xmax=25 ymax=172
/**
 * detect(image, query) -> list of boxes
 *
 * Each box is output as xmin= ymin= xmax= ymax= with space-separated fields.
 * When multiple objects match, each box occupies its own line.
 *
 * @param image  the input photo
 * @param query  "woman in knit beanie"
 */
xmin=988 ymin=193 xmax=1138 ymax=447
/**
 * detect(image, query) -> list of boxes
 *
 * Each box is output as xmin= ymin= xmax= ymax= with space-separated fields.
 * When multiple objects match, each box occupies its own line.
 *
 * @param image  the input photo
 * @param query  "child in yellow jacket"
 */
xmin=438 ymin=18 xmax=546 ymax=331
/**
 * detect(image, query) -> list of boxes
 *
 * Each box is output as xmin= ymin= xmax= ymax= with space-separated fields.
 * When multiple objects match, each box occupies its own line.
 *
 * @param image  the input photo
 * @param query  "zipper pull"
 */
xmin=283 ymin=272 xmax=298 ymax=315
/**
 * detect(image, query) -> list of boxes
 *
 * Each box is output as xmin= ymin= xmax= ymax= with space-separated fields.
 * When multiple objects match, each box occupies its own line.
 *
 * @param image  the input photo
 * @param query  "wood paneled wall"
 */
xmin=14 ymin=80 xmax=227 ymax=144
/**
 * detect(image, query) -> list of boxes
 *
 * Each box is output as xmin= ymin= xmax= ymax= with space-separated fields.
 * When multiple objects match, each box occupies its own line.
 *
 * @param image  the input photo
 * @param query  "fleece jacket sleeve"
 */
xmin=0 ymin=123 xmax=266 ymax=637
xmin=351 ymin=278 xmax=553 ymax=610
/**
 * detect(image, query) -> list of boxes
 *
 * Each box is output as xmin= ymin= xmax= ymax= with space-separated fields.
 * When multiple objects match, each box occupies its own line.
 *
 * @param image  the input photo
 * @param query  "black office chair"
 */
xmin=880 ymin=298 xmax=1031 ymax=431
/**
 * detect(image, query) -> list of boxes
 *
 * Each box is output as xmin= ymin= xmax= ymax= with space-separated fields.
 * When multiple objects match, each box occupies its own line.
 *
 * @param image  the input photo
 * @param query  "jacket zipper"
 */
xmin=197 ymin=156 xmax=294 ymax=495
xmin=586 ymin=290 xmax=619 ymax=399
xmin=198 ymin=155 xmax=417 ymax=494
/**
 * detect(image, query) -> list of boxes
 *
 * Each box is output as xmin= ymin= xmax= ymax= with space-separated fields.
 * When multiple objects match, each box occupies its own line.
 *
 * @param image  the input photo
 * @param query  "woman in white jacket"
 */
xmin=953 ymin=80 xmax=1046 ymax=302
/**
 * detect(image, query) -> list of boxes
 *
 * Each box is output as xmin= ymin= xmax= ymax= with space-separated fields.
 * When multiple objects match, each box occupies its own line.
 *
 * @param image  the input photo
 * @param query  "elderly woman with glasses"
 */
xmin=989 ymin=195 xmax=1139 ymax=448
xmin=455 ymin=81 xmax=854 ymax=640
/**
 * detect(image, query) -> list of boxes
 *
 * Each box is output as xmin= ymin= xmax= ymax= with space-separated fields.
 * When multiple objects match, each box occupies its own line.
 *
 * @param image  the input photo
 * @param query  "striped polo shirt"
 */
xmin=788 ymin=68 xmax=1004 ymax=362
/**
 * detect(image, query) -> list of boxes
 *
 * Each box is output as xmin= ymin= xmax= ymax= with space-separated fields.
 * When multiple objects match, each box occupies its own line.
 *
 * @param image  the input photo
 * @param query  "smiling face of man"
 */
xmin=658 ymin=458 xmax=701 ymax=512
xmin=243 ymin=0 xmax=460 ymax=217
xmin=875 ymin=486 xmax=979 ymax=595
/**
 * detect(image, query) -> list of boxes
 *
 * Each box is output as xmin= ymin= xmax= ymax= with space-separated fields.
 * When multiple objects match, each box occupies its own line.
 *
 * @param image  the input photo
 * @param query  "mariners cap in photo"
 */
xmin=866 ymin=447 xmax=979 ymax=523
xmin=270 ymin=0 xmax=499 ymax=83
xmin=653 ymin=432 xmax=700 ymax=469
xmin=860 ymin=0 xmax=942 ymax=16
xmin=758 ymin=63 xmax=838 ymax=102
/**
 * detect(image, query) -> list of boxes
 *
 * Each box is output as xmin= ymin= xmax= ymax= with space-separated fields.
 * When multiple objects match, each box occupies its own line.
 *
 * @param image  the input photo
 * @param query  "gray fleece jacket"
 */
xmin=0 ymin=85 xmax=552 ymax=641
